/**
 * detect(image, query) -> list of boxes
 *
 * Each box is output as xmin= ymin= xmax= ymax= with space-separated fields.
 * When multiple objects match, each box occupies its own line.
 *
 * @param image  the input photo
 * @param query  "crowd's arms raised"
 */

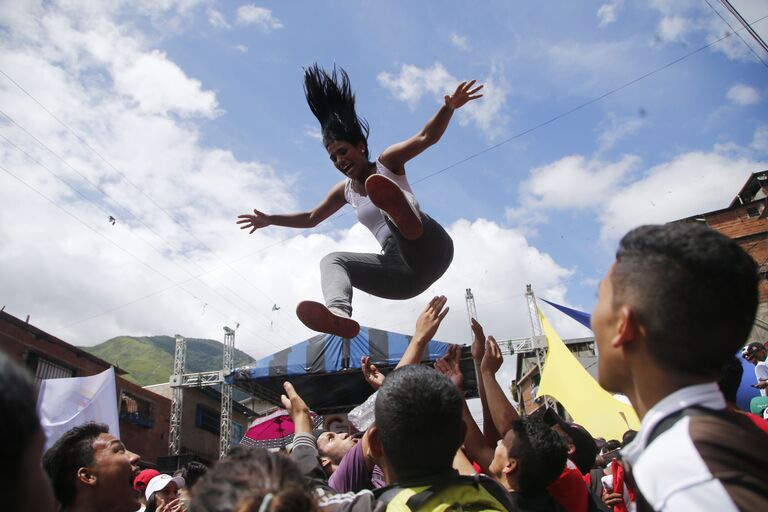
xmin=480 ymin=335 xmax=521 ymax=435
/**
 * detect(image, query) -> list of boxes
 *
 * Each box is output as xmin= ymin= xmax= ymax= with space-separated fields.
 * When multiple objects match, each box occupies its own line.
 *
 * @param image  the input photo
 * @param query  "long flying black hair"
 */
xmin=304 ymin=63 xmax=370 ymax=157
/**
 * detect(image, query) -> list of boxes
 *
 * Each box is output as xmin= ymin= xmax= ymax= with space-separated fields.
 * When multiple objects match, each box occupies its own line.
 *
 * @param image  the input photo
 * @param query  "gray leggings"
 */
xmin=320 ymin=213 xmax=454 ymax=316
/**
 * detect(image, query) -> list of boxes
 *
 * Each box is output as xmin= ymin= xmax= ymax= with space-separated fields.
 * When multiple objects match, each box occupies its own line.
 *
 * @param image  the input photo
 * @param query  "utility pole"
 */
xmin=525 ymin=284 xmax=552 ymax=410
xmin=219 ymin=325 xmax=237 ymax=458
xmin=465 ymin=288 xmax=478 ymax=337
xmin=169 ymin=334 xmax=186 ymax=456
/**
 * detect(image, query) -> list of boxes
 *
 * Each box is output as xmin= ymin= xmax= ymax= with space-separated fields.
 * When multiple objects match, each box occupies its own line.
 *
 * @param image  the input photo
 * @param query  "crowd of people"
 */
xmin=3 ymin=222 xmax=768 ymax=511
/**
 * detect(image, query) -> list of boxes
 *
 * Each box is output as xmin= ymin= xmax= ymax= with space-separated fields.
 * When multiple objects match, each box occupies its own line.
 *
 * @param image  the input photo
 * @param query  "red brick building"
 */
xmin=0 ymin=310 xmax=171 ymax=465
xmin=676 ymin=169 xmax=768 ymax=341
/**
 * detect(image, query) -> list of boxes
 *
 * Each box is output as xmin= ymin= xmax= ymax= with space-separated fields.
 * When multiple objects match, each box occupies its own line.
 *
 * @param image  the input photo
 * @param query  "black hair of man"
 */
xmin=613 ymin=223 xmax=758 ymax=378
xmin=178 ymin=461 xmax=208 ymax=489
xmin=508 ymin=418 xmax=568 ymax=495
xmin=718 ymin=356 xmax=745 ymax=404
xmin=603 ymin=440 xmax=622 ymax=452
xmin=304 ymin=63 xmax=370 ymax=156
xmin=0 ymin=351 xmax=41 ymax=510
xmin=191 ymin=447 xmax=316 ymax=512
xmin=43 ymin=422 xmax=109 ymax=507
xmin=374 ymin=364 xmax=464 ymax=481
xmin=622 ymin=429 xmax=638 ymax=446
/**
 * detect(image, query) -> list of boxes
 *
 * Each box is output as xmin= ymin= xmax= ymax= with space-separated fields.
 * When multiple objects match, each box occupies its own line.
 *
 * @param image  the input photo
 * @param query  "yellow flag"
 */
xmin=535 ymin=308 xmax=639 ymax=439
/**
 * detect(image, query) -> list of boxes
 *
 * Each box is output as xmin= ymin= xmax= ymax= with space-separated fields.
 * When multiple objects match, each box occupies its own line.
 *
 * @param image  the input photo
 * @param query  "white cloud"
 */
xmin=540 ymin=39 xmax=637 ymax=96
xmin=646 ymin=1 xmax=767 ymax=63
xmin=377 ymin=62 xmax=509 ymax=140
xmin=234 ymin=44 xmax=248 ymax=53
xmin=726 ymin=83 xmax=761 ymax=106
xmin=304 ymin=125 xmax=322 ymax=140
xmin=377 ymin=62 xmax=455 ymax=108
xmin=450 ymin=33 xmax=469 ymax=51
xmin=113 ymin=50 xmax=220 ymax=118
xmin=753 ymin=125 xmax=768 ymax=152
xmin=207 ymin=8 xmax=230 ymax=29
xmin=506 ymin=154 xmax=639 ymax=229
xmin=236 ymin=4 xmax=282 ymax=30
xmin=597 ymin=2 xmax=621 ymax=27
xmin=0 ymin=1 xmax=587 ymax=364
xmin=596 ymin=114 xmax=645 ymax=153
xmin=657 ymin=15 xmax=689 ymax=42
xmin=599 ymin=150 xmax=766 ymax=243
xmin=507 ymin=138 xmax=766 ymax=246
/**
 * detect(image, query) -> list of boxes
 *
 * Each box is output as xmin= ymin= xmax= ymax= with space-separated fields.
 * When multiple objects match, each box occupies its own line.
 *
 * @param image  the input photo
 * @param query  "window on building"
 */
xmin=232 ymin=422 xmax=245 ymax=445
xmin=120 ymin=391 xmax=154 ymax=428
xmin=747 ymin=206 xmax=762 ymax=218
xmin=195 ymin=405 xmax=220 ymax=435
xmin=26 ymin=352 xmax=75 ymax=382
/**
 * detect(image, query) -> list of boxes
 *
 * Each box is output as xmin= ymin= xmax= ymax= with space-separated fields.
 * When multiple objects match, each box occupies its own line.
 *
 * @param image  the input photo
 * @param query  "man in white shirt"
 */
xmin=742 ymin=341 xmax=768 ymax=396
xmin=591 ymin=223 xmax=768 ymax=511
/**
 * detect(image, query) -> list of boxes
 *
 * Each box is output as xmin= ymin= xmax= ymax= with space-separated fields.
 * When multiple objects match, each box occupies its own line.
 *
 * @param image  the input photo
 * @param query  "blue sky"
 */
xmin=1 ymin=0 xmax=767 ymax=372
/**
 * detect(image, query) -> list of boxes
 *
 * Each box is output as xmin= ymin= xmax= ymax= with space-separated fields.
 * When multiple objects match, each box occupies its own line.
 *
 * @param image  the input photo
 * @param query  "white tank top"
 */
xmin=344 ymin=158 xmax=414 ymax=246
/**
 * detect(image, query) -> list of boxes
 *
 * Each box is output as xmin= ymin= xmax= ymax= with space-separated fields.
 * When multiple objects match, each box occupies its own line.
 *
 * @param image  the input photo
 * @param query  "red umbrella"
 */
xmin=240 ymin=408 xmax=321 ymax=450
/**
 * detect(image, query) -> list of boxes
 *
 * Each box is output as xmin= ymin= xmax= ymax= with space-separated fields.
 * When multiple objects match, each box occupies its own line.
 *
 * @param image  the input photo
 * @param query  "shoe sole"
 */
xmin=296 ymin=301 xmax=360 ymax=338
xmin=365 ymin=175 xmax=423 ymax=240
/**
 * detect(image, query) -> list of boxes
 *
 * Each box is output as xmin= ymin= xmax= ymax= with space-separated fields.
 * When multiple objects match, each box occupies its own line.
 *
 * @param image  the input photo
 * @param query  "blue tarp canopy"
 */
xmin=226 ymin=326 xmax=477 ymax=414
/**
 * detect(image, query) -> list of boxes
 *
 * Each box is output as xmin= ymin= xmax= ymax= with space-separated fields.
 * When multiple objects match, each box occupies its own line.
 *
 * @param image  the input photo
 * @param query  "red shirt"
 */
xmin=547 ymin=465 xmax=588 ymax=512
xmin=747 ymin=412 xmax=768 ymax=434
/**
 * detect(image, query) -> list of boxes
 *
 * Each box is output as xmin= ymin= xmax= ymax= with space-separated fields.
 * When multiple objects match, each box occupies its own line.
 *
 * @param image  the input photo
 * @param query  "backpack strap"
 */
xmin=647 ymin=406 xmax=741 ymax=444
xmin=405 ymin=474 xmax=513 ymax=510
xmin=374 ymin=474 xmax=515 ymax=511
xmin=632 ymin=406 xmax=749 ymax=512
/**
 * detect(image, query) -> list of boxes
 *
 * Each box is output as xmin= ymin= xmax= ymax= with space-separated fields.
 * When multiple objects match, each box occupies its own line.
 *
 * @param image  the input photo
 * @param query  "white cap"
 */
xmin=145 ymin=473 xmax=185 ymax=501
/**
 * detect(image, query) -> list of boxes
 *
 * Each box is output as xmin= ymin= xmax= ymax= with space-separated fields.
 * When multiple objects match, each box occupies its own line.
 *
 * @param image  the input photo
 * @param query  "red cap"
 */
xmin=133 ymin=469 xmax=160 ymax=491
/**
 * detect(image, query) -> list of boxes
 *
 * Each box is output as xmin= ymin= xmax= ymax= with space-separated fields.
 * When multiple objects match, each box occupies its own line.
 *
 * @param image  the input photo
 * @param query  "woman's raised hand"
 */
xmin=236 ymin=208 xmax=271 ymax=234
xmin=444 ymin=80 xmax=484 ymax=110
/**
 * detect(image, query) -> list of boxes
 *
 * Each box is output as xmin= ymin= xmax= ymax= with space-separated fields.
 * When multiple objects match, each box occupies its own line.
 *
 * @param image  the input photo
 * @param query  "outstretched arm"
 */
xmin=481 ymin=336 xmax=521 ymax=435
xmin=470 ymin=319 xmax=501 ymax=445
xmin=396 ymin=295 xmax=450 ymax=369
xmin=434 ymin=345 xmax=493 ymax=472
xmin=237 ymin=180 xmax=347 ymax=232
xmin=379 ymin=80 xmax=483 ymax=174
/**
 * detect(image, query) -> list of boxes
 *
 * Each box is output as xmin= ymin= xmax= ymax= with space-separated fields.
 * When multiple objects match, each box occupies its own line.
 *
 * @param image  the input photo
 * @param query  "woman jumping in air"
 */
xmin=237 ymin=64 xmax=482 ymax=338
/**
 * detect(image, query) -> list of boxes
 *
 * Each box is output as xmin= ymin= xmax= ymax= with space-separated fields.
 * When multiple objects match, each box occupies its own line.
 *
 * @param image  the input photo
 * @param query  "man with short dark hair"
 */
xmin=373 ymin=364 xmax=464 ymax=482
xmin=592 ymin=223 xmax=768 ymax=510
xmin=488 ymin=418 xmax=567 ymax=511
xmin=298 ymin=296 xmax=451 ymax=495
xmin=0 ymin=350 xmax=56 ymax=512
xmin=43 ymin=422 xmax=141 ymax=512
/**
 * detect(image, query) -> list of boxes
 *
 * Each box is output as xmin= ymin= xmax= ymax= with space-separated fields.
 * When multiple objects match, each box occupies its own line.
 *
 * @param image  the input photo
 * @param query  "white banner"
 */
xmin=38 ymin=367 xmax=120 ymax=450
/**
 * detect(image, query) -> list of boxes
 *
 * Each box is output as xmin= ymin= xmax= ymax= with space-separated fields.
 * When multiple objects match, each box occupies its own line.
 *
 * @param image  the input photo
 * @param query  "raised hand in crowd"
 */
xmin=413 ymin=295 xmax=449 ymax=344
xmin=470 ymin=318 xmax=486 ymax=362
xmin=470 ymin=318 xmax=501 ymax=444
xmin=280 ymin=381 xmax=312 ymax=434
xmin=479 ymin=335 xmax=521 ymax=435
xmin=156 ymin=497 xmax=186 ymax=512
xmin=480 ymin=335 xmax=504 ymax=375
xmin=361 ymin=356 xmax=385 ymax=390
xmin=434 ymin=344 xmax=464 ymax=391
xmin=397 ymin=295 xmax=450 ymax=369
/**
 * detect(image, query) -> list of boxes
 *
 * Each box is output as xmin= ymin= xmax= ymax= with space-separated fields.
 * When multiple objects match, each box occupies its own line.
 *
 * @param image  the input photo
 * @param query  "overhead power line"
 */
xmin=0 ymin=162 xmax=282 ymax=350
xmin=718 ymin=0 xmax=768 ymax=53
xmin=2 ymin=13 xmax=766 ymax=330
xmin=0 ymin=66 xmax=292 ymax=322
xmin=0 ymin=122 xmax=301 ymax=344
xmin=412 ymin=13 xmax=768 ymax=185
xmin=703 ymin=0 xmax=768 ymax=69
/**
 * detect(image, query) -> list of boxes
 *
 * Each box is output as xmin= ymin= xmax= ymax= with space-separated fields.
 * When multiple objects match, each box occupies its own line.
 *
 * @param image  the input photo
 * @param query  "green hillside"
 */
xmin=83 ymin=335 xmax=256 ymax=387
